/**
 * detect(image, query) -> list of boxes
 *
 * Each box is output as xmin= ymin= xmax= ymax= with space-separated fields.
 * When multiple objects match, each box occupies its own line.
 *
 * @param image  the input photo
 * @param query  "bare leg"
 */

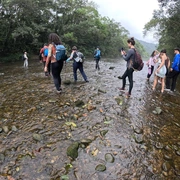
xmin=153 ymin=75 xmax=158 ymax=90
xmin=161 ymin=77 xmax=165 ymax=93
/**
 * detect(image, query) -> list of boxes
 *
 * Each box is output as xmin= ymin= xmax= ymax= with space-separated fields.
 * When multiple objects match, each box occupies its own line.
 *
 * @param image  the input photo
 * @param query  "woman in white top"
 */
xmin=146 ymin=50 xmax=159 ymax=80
xmin=152 ymin=49 xmax=167 ymax=93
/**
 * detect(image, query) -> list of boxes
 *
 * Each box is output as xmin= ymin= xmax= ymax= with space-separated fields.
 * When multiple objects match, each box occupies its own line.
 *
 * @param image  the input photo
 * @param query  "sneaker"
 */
xmin=57 ymin=88 xmax=62 ymax=94
xmin=118 ymin=76 xmax=123 ymax=79
xmin=118 ymin=87 xmax=125 ymax=91
xmin=164 ymin=88 xmax=170 ymax=91
xmin=85 ymin=80 xmax=89 ymax=82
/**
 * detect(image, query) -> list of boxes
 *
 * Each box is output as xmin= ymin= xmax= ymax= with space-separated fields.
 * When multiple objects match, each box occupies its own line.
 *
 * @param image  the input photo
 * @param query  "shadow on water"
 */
xmin=0 ymin=58 xmax=180 ymax=179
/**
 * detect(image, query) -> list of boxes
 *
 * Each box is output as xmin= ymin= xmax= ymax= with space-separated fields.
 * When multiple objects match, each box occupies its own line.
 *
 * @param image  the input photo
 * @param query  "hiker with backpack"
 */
xmin=119 ymin=37 xmax=136 ymax=98
xmin=152 ymin=49 xmax=167 ymax=93
xmin=165 ymin=47 xmax=180 ymax=92
xmin=66 ymin=46 xmax=89 ymax=83
xmin=40 ymin=43 xmax=51 ymax=76
xmin=94 ymin=47 xmax=101 ymax=70
xmin=44 ymin=33 xmax=67 ymax=94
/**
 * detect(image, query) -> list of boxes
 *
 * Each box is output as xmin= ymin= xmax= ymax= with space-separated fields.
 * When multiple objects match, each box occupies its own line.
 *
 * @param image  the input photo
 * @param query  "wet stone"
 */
xmin=0 ymin=128 xmax=2 ymax=133
xmin=175 ymin=150 xmax=180 ymax=156
xmin=11 ymin=125 xmax=18 ymax=132
xmin=164 ymin=154 xmax=172 ymax=160
xmin=0 ymin=153 xmax=5 ymax=162
xmin=67 ymin=142 xmax=79 ymax=159
xmin=155 ymin=142 xmax=164 ymax=149
xmin=105 ymin=153 xmax=115 ymax=163
xmin=98 ymin=89 xmax=106 ymax=94
xmin=2 ymin=126 xmax=9 ymax=133
xmin=162 ymin=162 xmax=171 ymax=172
xmin=164 ymin=145 xmax=171 ymax=151
xmin=100 ymin=130 xmax=108 ymax=137
xmin=95 ymin=164 xmax=106 ymax=172
xmin=33 ymin=133 xmax=42 ymax=141
xmin=134 ymin=127 xmax=143 ymax=134
xmin=135 ymin=134 xmax=144 ymax=144
xmin=74 ymin=100 xmax=85 ymax=107
xmin=80 ymin=139 xmax=92 ymax=146
xmin=63 ymin=80 xmax=71 ymax=85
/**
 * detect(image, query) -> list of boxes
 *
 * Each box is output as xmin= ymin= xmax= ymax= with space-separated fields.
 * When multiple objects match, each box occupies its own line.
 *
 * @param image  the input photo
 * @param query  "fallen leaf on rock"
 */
xmin=92 ymin=148 xmax=99 ymax=156
xmin=65 ymin=122 xmax=77 ymax=127
xmin=99 ymin=108 xmax=103 ymax=113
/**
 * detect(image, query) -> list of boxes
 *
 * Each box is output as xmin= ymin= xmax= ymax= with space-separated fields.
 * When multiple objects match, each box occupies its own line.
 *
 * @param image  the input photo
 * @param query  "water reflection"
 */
xmin=0 ymin=59 xmax=180 ymax=179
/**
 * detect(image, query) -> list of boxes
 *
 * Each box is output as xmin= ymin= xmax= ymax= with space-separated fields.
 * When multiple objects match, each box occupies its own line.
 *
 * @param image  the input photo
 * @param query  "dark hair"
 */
xmin=160 ymin=49 xmax=166 ymax=53
xmin=127 ymin=37 xmax=135 ymax=45
xmin=72 ymin=46 xmax=77 ymax=50
xmin=48 ymin=33 xmax=61 ymax=45
xmin=151 ymin=50 xmax=156 ymax=57
xmin=174 ymin=47 xmax=180 ymax=52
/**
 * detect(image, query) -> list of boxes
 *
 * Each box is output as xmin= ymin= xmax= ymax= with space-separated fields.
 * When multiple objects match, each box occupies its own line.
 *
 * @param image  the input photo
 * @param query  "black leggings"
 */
xmin=147 ymin=65 xmax=154 ymax=78
xmin=51 ymin=61 xmax=64 ymax=91
xmin=122 ymin=68 xmax=134 ymax=94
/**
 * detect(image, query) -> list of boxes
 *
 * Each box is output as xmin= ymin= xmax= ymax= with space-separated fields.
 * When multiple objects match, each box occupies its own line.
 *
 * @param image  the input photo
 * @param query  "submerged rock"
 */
xmin=33 ymin=133 xmax=42 ymax=141
xmin=74 ymin=100 xmax=85 ymax=107
xmin=67 ymin=142 xmax=79 ymax=159
xmin=100 ymin=130 xmax=108 ymax=136
xmin=2 ymin=126 xmax=9 ymax=133
xmin=11 ymin=125 xmax=18 ymax=132
xmin=95 ymin=164 xmax=106 ymax=172
xmin=63 ymin=80 xmax=71 ymax=85
xmin=105 ymin=153 xmax=114 ymax=163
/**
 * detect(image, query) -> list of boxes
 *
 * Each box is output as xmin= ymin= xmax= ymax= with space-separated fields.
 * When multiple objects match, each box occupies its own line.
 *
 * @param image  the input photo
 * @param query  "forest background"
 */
xmin=0 ymin=0 xmax=179 ymax=62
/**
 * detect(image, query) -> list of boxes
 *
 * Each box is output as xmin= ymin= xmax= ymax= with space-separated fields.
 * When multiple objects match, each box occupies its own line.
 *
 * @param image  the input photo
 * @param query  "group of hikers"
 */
xmin=23 ymin=33 xmax=180 ymax=98
xmin=119 ymin=37 xmax=180 ymax=98
xmin=37 ymin=33 xmax=101 ymax=93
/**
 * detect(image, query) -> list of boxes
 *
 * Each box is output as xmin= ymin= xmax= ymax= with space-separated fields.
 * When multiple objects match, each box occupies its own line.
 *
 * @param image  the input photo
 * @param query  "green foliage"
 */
xmin=144 ymin=0 xmax=180 ymax=59
xmin=0 ymin=0 xmax=147 ymax=62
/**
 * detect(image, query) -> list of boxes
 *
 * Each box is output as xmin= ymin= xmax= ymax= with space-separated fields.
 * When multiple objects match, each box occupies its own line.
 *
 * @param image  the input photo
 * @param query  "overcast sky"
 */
xmin=93 ymin=0 xmax=159 ymax=43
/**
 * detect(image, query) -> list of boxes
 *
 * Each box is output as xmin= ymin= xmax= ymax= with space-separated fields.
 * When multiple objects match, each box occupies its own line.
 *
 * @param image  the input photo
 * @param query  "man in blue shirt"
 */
xmin=165 ymin=47 xmax=180 ymax=91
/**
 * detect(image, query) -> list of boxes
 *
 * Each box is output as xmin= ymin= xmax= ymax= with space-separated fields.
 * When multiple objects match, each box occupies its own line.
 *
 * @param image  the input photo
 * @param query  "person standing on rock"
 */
xmin=94 ymin=47 xmax=101 ymax=70
xmin=152 ymin=49 xmax=167 ymax=93
xmin=146 ymin=50 xmax=159 ymax=81
xmin=44 ymin=33 xmax=66 ymax=94
xmin=23 ymin=52 xmax=28 ymax=67
xmin=165 ymin=47 xmax=180 ymax=92
xmin=66 ymin=46 xmax=89 ymax=83
xmin=119 ymin=37 xmax=136 ymax=98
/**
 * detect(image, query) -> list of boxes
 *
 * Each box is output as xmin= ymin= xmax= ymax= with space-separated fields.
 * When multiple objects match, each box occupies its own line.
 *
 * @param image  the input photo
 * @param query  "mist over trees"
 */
xmin=0 ymin=0 xmax=147 ymax=62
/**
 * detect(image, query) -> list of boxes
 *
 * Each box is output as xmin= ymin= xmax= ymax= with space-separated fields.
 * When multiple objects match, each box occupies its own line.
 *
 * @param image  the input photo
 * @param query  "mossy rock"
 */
xmin=67 ymin=142 xmax=79 ymax=159
xmin=74 ymin=100 xmax=85 ymax=107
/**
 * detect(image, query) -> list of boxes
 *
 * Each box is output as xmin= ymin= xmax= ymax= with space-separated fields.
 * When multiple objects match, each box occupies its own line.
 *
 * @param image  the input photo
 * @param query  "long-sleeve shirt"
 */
xmin=148 ymin=54 xmax=159 ymax=67
xmin=122 ymin=48 xmax=135 ymax=68
xmin=172 ymin=53 xmax=180 ymax=71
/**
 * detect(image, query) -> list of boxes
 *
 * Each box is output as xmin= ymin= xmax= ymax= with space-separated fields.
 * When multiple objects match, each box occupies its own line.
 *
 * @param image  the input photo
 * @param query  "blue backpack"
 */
xmin=44 ymin=48 xmax=48 ymax=57
xmin=55 ymin=45 xmax=66 ymax=61
xmin=94 ymin=50 xmax=101 ymax=58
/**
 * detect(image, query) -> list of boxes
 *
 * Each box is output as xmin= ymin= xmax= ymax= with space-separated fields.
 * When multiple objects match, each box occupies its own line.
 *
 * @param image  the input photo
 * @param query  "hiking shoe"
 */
xmin=57 ymin=88 xmax=62 ymax=94
xmin=164 ymin=88 xmax=170 ymax=91
xmin=85 ymin=80 xmax=89 ymax=82
xmin=118 ymin=76 xmax=123 ymax=79
xmin=118 ymin=87 xmax=125 ymax=91
xmin=125 ymin=92 xmax=131 ymax=98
